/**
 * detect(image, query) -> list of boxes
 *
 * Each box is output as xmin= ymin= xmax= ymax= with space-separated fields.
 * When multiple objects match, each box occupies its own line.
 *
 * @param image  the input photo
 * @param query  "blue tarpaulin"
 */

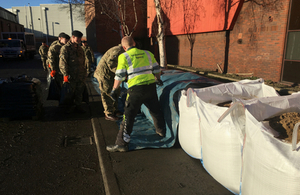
xmin=91 ymin=67 xmax=220 ymax=150
xmin=131 ymin=70 xmax=220 ymax=150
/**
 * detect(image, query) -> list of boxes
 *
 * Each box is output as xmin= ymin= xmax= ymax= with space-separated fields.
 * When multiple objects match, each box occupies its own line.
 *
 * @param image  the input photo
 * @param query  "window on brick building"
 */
xmin=288 ymin=1 xmax=300 ymax=31
xmin=282 ymin=0 xmax=300 ymax=83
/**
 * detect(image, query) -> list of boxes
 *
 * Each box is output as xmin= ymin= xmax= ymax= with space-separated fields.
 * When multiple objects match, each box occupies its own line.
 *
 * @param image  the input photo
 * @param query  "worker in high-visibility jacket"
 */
xmin=106 ymin=36 xmax=166 ymax=152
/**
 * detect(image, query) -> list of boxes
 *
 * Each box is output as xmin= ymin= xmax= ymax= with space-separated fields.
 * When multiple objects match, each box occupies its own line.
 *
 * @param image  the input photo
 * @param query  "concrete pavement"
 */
xmin=86 ymin=78 xmax=121 ymax=195
xmin=0 ymin=56 xmax=234 ymax=194
xmin=86 ymin=78 xmax=233 ymax=195
xmin=3 ymin=56 xmax=296 ymax=195
xmin=0 ymin=58 xmax=105 ymax=194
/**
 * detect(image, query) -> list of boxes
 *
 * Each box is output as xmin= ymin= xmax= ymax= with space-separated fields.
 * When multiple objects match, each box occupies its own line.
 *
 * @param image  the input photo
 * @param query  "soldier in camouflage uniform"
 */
xmin=59 ymin=30 xmax=86 ymax=113
xmin=47 ymin=33 xmax=70 ymax=87
xmin=38 ymin=41 xmax=48 ymax=71
xmin=94 ymin=44 xmax=124 ymax=121
xmin=81 ymin=40 xmax=95 ymax=76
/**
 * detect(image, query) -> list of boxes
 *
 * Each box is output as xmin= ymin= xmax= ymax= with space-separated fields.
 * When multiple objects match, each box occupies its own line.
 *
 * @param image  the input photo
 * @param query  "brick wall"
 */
xmin=95 ymin=13 xmax=121 ymax=54
xmin=166 ymin=32 xmax=226 ymax=72
xmin=228 ymin=0 xmax=290 ymax=82
xmin=166 ymin=0 xmax=291 ymax=82
xmin=93 ymin=0 xmax=148 ymax=54
xmin=0 ymin=18 xmax=24 ymax=35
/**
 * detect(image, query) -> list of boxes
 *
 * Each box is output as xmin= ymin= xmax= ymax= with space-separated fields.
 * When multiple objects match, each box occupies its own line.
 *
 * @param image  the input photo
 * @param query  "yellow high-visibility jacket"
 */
xmin=115 ymin=47 xmax=161 ymax=88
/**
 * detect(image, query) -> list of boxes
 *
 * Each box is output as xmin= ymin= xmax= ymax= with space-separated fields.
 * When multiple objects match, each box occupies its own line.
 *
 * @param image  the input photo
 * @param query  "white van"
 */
xmin=0 ymin=39 xmax=27 ymax=59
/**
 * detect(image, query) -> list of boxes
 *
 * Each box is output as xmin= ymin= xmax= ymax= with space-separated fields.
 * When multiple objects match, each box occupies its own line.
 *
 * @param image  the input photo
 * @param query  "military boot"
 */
xmin=106 ymin=144 xmax=128 ymax=152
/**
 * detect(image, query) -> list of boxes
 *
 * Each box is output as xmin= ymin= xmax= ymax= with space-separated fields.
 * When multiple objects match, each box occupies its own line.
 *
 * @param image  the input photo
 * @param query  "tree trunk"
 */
xmin=154 ymin=0 xmax=167 ymax=68
xmin=224 ymin=30 xmax=230 ymax=74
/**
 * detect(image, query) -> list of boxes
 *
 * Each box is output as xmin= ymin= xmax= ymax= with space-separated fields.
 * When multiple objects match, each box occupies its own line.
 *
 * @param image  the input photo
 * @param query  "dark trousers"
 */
xmin=115 ymin=83 xmax=166 ymax=146
xmin=41 ymin=58 xmax=47 ymax=70
xmin=54 ymin=73 xmax=63 ymax=88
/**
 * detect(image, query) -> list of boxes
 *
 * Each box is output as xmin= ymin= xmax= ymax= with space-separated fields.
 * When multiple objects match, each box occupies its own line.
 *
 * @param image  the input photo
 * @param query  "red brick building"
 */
xmin=87 ymin=0 xmax=299 ymax=83
xmin=0 ymin=7 xmax=24 ymax=35
xmin=147 ymin=0 xmax=299 ymax=84
xmin=85 ymin=0 xmax=148 ymax=54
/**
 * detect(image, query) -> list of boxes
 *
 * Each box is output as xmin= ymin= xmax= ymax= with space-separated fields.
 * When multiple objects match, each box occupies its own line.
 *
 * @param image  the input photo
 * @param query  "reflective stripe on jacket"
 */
xmin=115 ymin=47 xmax=161 ymax=88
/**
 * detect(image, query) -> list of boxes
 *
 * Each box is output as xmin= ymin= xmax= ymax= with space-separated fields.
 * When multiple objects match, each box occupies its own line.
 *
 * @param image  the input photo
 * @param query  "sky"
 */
xmin=2 ymin=0 xmax=59 ymax=9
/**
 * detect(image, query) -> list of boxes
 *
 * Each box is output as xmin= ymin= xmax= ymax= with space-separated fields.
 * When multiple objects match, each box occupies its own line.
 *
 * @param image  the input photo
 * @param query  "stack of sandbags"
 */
xmin=185 ymin=79 xmax=279 ymax=194
xmin=0 ymin=75 xmax=43 ymax=119
xmin=238 ymin=93 xmax=300 ymax=195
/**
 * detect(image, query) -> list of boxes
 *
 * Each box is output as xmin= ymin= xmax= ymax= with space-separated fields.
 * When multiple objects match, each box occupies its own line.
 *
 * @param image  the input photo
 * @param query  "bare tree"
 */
xmin=154 ymin=0 xmax=167 ymax=68
xmin=56 ymin=0 xmax=139 ymax=37
xmin=182 ymin=0 xmax=205 ymax=67
xmin=214 ymin=0 xmax=283 ymax=73
xmin=57 ymin=3 xmax=86 ymax=23
xmin=243 ymin=0 xmax=283 ymax=48
xmin=244 ymin=0 xmax=283 ymax=10
xmin=214 ymin=0 xmax=242 ymax=73
xmin=216 ymin=0 xmax=241 ymax=30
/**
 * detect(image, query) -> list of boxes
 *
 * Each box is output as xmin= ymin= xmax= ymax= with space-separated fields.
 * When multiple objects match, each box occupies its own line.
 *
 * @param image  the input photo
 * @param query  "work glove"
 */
xmin=48 ymin=64 xmax=51 ymax=68
xmin=64 ymin=75 xmax=69 ymax=83
xmin=155 ymin=79 xmax=163 ymax=86
xmin=50 ymin=70 xmax=56 ymax=77
xmin=109 ymin=89 xmax=118 ymax=102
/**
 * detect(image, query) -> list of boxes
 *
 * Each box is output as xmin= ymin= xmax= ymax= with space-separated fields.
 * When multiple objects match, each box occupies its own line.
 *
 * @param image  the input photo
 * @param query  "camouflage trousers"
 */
xmin=98 ymin=78 xmax=120 ymax=115
xmin=41 ymin=57 xmax=47 ymax=71
xmin=69 ymin=80 xmax=86 ymax=106
xmin=86 ymin=61 xmax=91 ymax=75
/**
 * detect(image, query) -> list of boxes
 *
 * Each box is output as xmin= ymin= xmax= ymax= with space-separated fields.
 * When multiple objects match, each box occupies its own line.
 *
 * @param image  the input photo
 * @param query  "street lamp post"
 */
xmin=68 ymin=0 xmax=73 ymax=32
xmin=28 ymin=3 xmax=34 ymax=33
xmin=42 ymin=7 xmax=49 ymax=45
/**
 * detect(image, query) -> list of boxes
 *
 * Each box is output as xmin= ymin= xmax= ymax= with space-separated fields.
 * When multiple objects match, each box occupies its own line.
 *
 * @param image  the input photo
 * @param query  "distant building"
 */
xmin=7 ymin=4 xmax=86 ymax=46
xmin=0 ymin=7 xmax=24 ymax=34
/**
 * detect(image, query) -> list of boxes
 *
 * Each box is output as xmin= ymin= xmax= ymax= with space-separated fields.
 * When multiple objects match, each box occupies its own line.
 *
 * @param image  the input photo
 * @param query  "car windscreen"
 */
xmin=0 ymin=40 xmax=21 ymax=48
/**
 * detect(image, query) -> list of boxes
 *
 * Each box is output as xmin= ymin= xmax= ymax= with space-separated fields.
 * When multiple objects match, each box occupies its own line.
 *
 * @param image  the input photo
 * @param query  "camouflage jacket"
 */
xmin=47 ymin=40 xmax=64 ymax=72
xmin=39 ymin=45 xmax=48 ymax=59
xmin=82 ymin=45 xmax=95 ymax=64
xmin=59 ymin=40 xmax=86 ymax=82
xmin=94 ymin=45 xmax=124 ymax=81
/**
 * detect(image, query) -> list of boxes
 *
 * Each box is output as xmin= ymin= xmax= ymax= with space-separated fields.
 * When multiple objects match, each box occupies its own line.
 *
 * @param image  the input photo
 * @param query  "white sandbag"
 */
xmin=187 ymin=79 xmax=279 ymax=194
xmin=240 ymin=94 xmax=300 ymax=195
xmin=178 ymin=90 xmax=202 ymax=159
xmin=188 ymin=78 xmax=278 ymax=105
xmin=188 ymin=89 xmax=242 ymax=194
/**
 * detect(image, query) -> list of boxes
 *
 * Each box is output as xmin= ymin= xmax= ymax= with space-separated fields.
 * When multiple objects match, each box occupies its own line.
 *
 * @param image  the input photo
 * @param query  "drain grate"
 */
xmin=63 ymin=136 xmax=94 ymax=147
